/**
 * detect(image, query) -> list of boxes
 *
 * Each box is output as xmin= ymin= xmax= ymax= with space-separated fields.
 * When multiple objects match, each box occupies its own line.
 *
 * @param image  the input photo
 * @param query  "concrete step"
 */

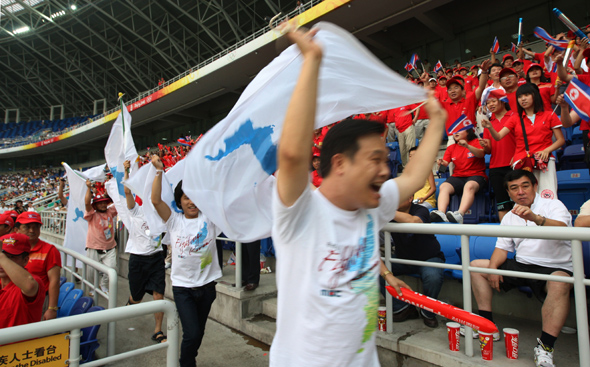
xmin=240 ymin=314 xmax=277 ymax=347
xmin=261 ymin=297 xmax=277 ymax=319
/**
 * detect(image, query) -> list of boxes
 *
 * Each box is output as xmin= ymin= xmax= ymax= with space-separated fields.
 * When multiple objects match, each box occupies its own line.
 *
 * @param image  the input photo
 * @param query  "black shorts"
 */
xmin=498 ymin=259 xmax=573 ymax=302
xmin=445 ymin=175 xmax=487 ymax=197
xmin=128 ymin=251 xmax=166 ymax=302
xmin=489 ymin=167 xmax=514 ymax=212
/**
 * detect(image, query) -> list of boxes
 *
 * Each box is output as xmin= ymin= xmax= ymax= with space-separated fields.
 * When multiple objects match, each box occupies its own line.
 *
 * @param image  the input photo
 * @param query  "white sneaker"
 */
xmin=534 ymin=339 xmax=555 ymax=367
xmin=430 ymin=210 xmax=449 ymax=223
xmin=446 ymin=210 xmax=464 ymax=224
xmin=164 ymin=262 xmax=171 ymax=269
xmin=459 ymin=325 xmax=500 ymax=341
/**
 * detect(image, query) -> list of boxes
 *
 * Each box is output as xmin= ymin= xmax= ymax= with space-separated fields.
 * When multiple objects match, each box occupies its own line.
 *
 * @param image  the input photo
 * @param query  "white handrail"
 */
xmin=0 ymin=300 xmax=180 ymax=367
xmin=382 ymin=222 xmax=590 ymax=366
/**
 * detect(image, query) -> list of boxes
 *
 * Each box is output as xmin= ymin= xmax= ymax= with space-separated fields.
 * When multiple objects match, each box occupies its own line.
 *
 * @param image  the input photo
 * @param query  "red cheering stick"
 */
xmin=386 ymin=286 xmax=498 ymax=333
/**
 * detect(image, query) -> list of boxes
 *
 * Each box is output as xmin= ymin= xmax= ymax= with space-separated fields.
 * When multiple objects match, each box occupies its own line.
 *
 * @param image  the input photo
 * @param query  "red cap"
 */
xmin=470 ymin=65 xmax=480 ymax=70
xmin=6 ymin=210 xmax=17 ymax=220
xmin=513 ymin=58 xmax=523 ymax=65
xmin=488 ymin=89 xmax=508 ymax=100
xmin=525 ymin=63 xmax=543 ymax=76
xmin=16 ymin=211 xmax=42 ymax=225
xmin=457 ymin=67 xmax=468 ymax=72
xmin=0 ymin=214 xmax=14 ymax=228
xmin=437 ymin=75 xmax=448 ymax=81
xmin=445 ymin=69 xmax=453 ymax=74
xmin=502 ymin=54 xmax=514 ymax=62
xmin=1 ymin=233 xmax=31 ymax=255
xmin=499 ymin=67 xmax=517 ymax=77
xmin=312 ymin=152 xmax=320 ymax=158
xmin=91 ymin=194 xmax=112 ymax=206
xmin=446 ymin=75 xmax=465 ymax=89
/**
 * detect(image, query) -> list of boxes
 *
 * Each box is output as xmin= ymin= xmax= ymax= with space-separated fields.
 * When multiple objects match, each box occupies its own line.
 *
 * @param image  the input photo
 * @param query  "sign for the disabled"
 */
xmin=0 ymin=333 xmax=69 ymax=367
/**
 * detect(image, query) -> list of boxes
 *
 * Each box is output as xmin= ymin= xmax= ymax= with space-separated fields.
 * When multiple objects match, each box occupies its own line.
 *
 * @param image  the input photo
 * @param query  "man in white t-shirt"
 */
xmin=123 ymin=160 xmax=167 ymax=344
xmin=271 ymin=28 xmax=447 ymax=367
xmin=470 ymin=169 xmax=572 ymax=367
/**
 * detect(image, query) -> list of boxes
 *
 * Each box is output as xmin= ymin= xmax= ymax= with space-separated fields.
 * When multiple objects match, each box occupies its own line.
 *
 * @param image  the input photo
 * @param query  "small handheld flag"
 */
xmin=564 ymin=78 xmax=590 ymax=122
xmin=447 ymin=114 xmax=474 ymax=135
xmin=491 ymin=37 xmax=500 ymax=53
xmin=511 ymin=42 xmax=518 ymax=54
xmin=533 ymin=27 xmax=569 ymax=51
xmin=434 ymin=60 xmax=443 ymax=73
xmin=404 ymin=63 xmax=415 ymax=72
xmin=410 ymin=53 xmax=420 ymax=68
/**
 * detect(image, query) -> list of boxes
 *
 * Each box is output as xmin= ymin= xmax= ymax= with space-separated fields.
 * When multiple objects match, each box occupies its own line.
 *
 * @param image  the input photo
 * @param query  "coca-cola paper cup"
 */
xmin=378 ymin=307 xmax=386 ymax=332
xmin=503 ymin=328 xmax=519 ymax=359
xmin=446 ymin=322 xmax=460 ymax=351
xmin=479 ymin=331 xmax=494 ymax=361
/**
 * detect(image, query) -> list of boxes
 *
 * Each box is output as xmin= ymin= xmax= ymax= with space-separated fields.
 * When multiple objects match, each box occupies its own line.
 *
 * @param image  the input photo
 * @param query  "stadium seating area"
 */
xmin=0 ymin=115 xmax=97 ymax=147
xmin=58 ymin=278 xmax=103 ymax=363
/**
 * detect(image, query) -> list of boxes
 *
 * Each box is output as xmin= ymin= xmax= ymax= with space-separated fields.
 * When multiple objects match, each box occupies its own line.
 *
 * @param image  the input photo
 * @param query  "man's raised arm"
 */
xmin=276 ymin=27 xmax=323 ymax=207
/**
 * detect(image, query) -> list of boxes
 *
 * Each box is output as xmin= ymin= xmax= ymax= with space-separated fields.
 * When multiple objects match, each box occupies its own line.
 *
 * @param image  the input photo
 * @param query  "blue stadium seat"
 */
xmin=80 ymin=306 xmax=104 ymax=364
xmin=572 ymin=126 xmax=583 ymax=145
xmin=69 ymin=296 xmax=94 ymax=316
xmin=560 ymin=144 xmax=586 ymax=170
xmin=434 ymin=178 xmax=445 ymax=199
xmin=448 ymin=192 xmax=487 ymax=224
xmin=583 ymin=241 xmax=590 ymax=279
xmin=60 ymin=276 xmax=67 ymax=286
xmin=435 ymin=233 xmax=461 ymax=278
xmin=58 ymin=282 xmax=75 ymax=307
xmin=557 ymin=169 xmax=590 ymax=218
xmin=58 ymin=289 xmax=83 ymax=318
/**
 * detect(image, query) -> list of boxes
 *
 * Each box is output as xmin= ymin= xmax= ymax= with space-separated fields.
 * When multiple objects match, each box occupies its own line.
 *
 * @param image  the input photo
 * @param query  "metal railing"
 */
xmin=40 ymin=210 xmax=67 ymax=236
xmin=216 ymin=235 xmax=243 ymax=288
xmin=0 ymin=300 xmax=179 ymax=367
xmin=382 ymin=222 xmax=590 ymax=366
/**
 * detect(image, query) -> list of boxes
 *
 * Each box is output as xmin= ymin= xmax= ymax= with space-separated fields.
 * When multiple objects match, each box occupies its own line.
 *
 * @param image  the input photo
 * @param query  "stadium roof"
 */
xmin=0 ymin=0 xmax=298 ymax=120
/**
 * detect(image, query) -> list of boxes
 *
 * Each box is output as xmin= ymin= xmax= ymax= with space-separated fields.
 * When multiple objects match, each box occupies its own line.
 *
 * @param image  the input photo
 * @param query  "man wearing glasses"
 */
xmin=498 ymin=68 xmax=520 ymax=112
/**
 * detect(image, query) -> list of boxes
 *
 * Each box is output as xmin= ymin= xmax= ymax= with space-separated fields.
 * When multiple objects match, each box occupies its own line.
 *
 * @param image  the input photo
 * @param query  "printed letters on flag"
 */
xmin=182 ymin=22 xmax=426 ymax=242
xmin=447 ymin=114 xmax=474 ymax=135
xmin=533 ymin=27 xmax=569 ymax=51
xmin=564 ymin=78 xmax=590 ymax=121
xmin=492 ymin=37 xmax=500 ymax=53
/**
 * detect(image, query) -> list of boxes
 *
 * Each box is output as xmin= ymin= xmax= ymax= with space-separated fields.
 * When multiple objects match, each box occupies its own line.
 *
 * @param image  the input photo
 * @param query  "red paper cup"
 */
xmin=479 ymin=332 xmax=494 ymax=361
xmin=378 ymin=307 xmax=387 ymax=332
xmin=446 ymin=322 xmax=460 ymax=351
xmin=503 ymin=328 xmax=519 ymax=359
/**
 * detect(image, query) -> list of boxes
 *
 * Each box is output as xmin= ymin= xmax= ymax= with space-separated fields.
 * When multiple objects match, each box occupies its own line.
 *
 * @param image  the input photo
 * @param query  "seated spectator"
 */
xmin=483 ymin=83 xmax=565 ymax=199
xmin=431 ymin=123 xmax=486 ymax=224
xmin=469 ymin=170 xmax=572 ymax=367
xmin=381 ymin=196 xmax=444 ymax=328
xmin=14 ymin=200 xmax=25 ymax=214
xmin=0 ymin=233 xmax=46 ymax=328
xmin=15 ymin=212 xmax=61 ymax=320
xmin=0 ymin=213 xmax=13 ymax=236
xmin=408 ymin=147 xmax=436 ymax=209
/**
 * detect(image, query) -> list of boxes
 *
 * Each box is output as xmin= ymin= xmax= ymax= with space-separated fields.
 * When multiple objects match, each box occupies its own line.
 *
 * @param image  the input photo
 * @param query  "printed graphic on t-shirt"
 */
xmin=175 ymin=222 xmax=213 ymax=272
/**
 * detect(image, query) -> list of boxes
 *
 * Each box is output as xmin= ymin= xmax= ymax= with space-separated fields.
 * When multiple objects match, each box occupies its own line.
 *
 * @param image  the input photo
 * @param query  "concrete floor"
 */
xmin=93 ymin=276 xmax=270 ymax=367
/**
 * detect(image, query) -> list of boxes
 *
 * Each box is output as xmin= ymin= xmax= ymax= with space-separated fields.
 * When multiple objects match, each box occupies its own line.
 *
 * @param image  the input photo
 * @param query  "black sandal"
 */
xmin=151 ymin=331 xmax=167 ymax=343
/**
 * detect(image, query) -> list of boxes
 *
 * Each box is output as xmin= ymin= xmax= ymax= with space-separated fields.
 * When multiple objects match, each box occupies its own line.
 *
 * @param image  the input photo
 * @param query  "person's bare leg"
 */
xmin=153 ymin=291 xmax=166 ymax=339
xmin=437 ymin=183 xmax=454 ymax=212
xmin=541 ymin=272 xmax=572 ymax=337
xmin=471 ymin=259 xmax=493 ymax=311
xmin=458 ymin=181 xmax=480 ymax=215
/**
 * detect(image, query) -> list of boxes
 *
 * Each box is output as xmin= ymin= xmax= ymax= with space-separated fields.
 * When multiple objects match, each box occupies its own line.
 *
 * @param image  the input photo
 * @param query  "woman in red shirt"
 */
xmin=525 ymin=63 xmax=556 ymax=112
xmin=483 ymin=83 xmax=565 ymax=199
xmin=430 ymin=125 xmax=486 ymax=224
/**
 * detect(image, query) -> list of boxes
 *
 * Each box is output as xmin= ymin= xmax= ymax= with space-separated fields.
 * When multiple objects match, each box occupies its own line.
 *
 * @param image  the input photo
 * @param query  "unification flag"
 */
xmin=511 ymin=42 xmax=518 ymax=53
xmin=533 ymin=27 xmax=569 ymax=51
xmin=104 ymin=98 xmax=139 ymax=230
xmin=491 ymin=37 xmax=500 ymax=53
xmin=62 ymin=162 xmax=106 ymax=264
xmin=434 ymin=60 xmax=443 ymax=73
xmin=447 ymin=114 xmax=474 ymax=135
xmin=182 ymin=21 xmax=426 ymax=242
xmin=564 ymin=78 xmax=590 ymax=121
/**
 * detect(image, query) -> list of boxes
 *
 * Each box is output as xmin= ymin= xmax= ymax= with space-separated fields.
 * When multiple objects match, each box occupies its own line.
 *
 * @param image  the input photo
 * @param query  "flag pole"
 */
xmin=517 ymin=18 xmax=523 ymax=46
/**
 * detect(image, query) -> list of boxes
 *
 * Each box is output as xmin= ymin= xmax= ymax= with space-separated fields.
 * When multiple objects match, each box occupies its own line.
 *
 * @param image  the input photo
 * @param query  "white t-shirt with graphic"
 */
xmin=125 ymin=205 xmax=163 ymax=256
xmin=270 ymin=180 xmax=400 ymax=367
xmin=165 ymin=211 xmax=221 ymax=288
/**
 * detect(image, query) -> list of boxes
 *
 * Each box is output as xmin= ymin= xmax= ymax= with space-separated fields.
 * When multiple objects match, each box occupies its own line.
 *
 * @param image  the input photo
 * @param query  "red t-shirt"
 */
xmin=312 ymin=134 xmax=324 ymax=157
xmin=434 ymin=86 xmax=448 ymax=102
xmin=443 ymin=139 xmax=487 ymax=178
xmin=517 ymin=78 xmax=526 ymax=86
xmin=504 ymin=111 xmax=562 ymax=163
xmin=533 ymin=52 xmax=546 ymax=70
xmin=26 ymin=240 xmax=61 ymax=290
xmin=311 ymin=170 xmax=322 ymax=188
xmin=390 ymin=106 xmax=414 ymax=133
xmin=464 ymin=75 xmax=479 ymax=93
xmin=483 ymin=111 xmax=517 ymax=168
xmin=537 ymin=82 xmax=555 ymax=112
xmin=410 ymin=103 xmax=429 ymax=120
xmin=506 ymin=91 xmax=518 ymax=114
xmin=0 ymin=275 xmax=46 ymax=328
xmin=441 ymin=92 xmax=478 ymax=136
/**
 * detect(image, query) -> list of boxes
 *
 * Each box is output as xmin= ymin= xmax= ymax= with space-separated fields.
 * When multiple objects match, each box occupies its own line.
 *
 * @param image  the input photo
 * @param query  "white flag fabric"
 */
xmin=104 ymin=104 xmax=139 ymax=230
xmin=123 ymin=160 xmax=186 ymax=237
xmin=183 ymin=22 xmax=426 ymax=242
xmin=62 ymin=162 xmax=106 ymax=264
